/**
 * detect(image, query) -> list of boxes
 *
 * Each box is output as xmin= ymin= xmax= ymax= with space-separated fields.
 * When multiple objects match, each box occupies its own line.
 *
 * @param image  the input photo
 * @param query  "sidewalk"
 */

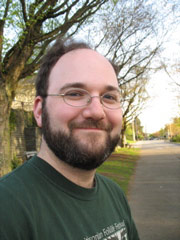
xmin=128 ymin=140 xmax=180 ymax=240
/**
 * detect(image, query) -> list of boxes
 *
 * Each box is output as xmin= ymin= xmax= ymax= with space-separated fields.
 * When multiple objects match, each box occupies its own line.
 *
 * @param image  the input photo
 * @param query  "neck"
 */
xmin=37 ymin=140 xmax=96 ymax=189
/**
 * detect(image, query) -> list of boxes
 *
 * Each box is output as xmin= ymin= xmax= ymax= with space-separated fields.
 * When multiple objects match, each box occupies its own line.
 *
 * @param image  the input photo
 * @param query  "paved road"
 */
xmin=128 ymin=140 xmax=180 ymax=240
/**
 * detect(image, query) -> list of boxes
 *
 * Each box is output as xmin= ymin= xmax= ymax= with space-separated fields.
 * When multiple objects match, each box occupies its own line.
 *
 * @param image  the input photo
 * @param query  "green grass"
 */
xmin=97 ymin=148 xmax=140 ymax=195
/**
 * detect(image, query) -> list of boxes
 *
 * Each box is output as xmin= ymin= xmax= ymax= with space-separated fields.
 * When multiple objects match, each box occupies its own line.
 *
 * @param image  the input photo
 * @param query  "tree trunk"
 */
xmin=120 ymin=129 xmax=125 ymax=147
xmin=132 ymin=120 xmax=136 ymax=141
xmin=120 ymin=121 xmax=127 ymax=148
xmin=12 ymin=109 xmax=26 ymax=163
xmin=0 ymin=85 xmax=12 ymax=176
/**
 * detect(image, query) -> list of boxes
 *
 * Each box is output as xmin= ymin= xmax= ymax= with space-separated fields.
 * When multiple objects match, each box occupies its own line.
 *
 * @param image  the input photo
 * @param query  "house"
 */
xmin=10 ymin=78 xmax=40 ymax=166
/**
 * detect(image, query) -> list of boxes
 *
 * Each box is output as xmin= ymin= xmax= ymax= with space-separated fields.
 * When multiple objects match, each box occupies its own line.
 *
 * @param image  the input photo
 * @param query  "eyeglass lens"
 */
xmin=63 ymin=89 xmax=121 ymax=109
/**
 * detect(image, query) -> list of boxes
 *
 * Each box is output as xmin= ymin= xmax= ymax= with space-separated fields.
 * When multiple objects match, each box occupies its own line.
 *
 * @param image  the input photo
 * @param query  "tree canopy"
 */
xmin=0 ymin=0 xmax=108 ymax=175
xmin=0 ymin=0 xmax=180 ymax=173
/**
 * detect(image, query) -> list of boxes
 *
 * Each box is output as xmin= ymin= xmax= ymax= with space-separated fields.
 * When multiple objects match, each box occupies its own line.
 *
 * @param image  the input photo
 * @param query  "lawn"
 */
xmin=97 ymin=148 xmax=140 ymax=195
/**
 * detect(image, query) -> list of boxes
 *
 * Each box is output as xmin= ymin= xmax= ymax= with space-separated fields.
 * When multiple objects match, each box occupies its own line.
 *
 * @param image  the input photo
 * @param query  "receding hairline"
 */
xmin=52 ymin=48 xmax=116 ymax=73
xmin=35 ymin=38 xmax=118 ymax=98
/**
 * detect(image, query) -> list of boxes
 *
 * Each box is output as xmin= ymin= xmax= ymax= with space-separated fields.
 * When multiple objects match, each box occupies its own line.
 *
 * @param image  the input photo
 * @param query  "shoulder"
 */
xmin=96 ymin=172 xmax=125 ymax=197
xmin=1 ymin=163 xmax=25 ymax=187
xmin=95 ymin=173 xmax=132 ymax=219
xmin=0 ymin=160 xmax=37 ymax=238
xmin=0 ymin=157 xmax=39 ymax=212
xmin=0 ymin=161 xmax=30 ymax=192
xmin=0 ymin=156 xmax=39 ymax=190
xmin=0 ymin=162 xmax=30 ymax=209
xmin=96 ymin=172 xmax=122 ymax=188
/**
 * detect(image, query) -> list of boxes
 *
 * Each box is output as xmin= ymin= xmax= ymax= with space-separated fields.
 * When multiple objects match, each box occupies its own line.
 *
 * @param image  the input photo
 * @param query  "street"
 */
xmin=128 ymin=140 xmax=180 ymax=240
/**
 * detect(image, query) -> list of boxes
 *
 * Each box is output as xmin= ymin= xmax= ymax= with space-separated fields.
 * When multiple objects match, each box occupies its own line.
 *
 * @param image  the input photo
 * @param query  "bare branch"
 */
xmin=28 ymin=0 xmax=42 ymax=17
xmin=32 ymin=0 xmax=107 ymax=43
xmin=3 ymin=0 xmax=10 ymax=19
xmin=46 ymin=1 xmax=79 ymax=19
xmin=34 ymin=0 xmax=57 ymax=20
xmin=161 ymin=61 xmax=180 ymax=87
xmin=0 ymin=0 xmax=11 ymax=65
xmin=19 ymin=38 xmax=54 ymax=78
xmin=2 ymin=0 xmax=108 ymax=87
xmin=19 ymin=0 xmax=27 ymax=22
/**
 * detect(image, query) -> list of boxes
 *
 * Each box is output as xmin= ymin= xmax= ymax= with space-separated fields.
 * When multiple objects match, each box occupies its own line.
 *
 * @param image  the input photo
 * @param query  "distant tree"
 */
xmin=0 ymin=0 xmax=108 ymax=175
xmin=153 ymin=117 xmax=180 ymax=140
xmin=170 ymin=117 xmax=180 ymax=138
xmin=120 ymin=73 xmax=149 ymax=146
xmin=125 ymin=117 xmax=144 ymax=143
xmin=85 ymin=0 xmax=163 ymax=146
xmin=88 ymin=0 xmax=162 ymax=84
xmin=133 ymin=117 xmax=145 ymax=140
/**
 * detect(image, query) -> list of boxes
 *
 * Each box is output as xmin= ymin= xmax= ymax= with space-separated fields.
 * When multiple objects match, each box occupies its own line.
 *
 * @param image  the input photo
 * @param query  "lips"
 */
xmin=75 ymin=128 xmax=104 ymax=131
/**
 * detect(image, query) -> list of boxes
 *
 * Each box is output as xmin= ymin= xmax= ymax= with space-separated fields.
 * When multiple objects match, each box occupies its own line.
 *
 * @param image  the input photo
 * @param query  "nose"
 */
xmin=82 ymin=97 xmax=106 ymax=120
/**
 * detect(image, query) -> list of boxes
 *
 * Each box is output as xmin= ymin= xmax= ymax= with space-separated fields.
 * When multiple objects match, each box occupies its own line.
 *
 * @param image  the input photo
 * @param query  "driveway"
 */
xmin=128 ymin=140 xmax=180 ymax=240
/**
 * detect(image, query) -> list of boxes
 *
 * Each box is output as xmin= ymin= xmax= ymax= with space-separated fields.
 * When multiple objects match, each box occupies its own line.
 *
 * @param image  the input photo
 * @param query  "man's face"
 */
xmin=40 ymin=49 xmax=122 ymax=170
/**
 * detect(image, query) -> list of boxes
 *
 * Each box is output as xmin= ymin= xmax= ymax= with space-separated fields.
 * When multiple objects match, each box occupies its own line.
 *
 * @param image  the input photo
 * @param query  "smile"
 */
xmin=75 ymin=128 xmax=105 ymax=131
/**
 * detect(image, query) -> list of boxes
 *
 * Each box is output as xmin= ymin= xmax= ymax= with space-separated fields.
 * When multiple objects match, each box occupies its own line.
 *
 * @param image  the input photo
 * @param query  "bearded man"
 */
xmin=0 ymin=38 xmax=140 ymax=240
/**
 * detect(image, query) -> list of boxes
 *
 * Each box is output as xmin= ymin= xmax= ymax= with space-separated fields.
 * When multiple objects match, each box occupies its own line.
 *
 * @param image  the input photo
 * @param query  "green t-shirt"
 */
xmin=0 ymin=156 xmax=139 ymax=240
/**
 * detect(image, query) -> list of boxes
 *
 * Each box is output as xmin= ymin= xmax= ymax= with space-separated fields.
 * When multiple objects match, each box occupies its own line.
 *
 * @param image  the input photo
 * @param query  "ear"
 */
xmin=33 ymin=96 xmax=43 ymax=128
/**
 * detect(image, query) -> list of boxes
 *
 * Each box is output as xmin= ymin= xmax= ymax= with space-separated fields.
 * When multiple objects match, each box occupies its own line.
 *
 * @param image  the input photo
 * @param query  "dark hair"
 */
xmin=35 ymin=37 xmax=91 ymax=97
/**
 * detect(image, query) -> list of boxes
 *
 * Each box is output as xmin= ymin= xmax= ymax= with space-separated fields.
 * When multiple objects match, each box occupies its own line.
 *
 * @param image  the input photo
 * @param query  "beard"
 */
xmin=41 ymin=105 xmax=120 ymax=170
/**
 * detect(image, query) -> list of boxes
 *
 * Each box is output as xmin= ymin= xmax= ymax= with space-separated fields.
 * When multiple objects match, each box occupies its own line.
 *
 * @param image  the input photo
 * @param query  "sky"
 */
xmin=139 ymin=27 xmax=180 ymax=134
xmin=139 ymin=71 xmax=179 ymax=133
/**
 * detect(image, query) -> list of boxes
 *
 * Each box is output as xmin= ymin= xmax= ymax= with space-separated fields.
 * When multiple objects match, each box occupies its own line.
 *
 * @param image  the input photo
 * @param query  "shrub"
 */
xmin=171 ymin=135 xmax=180 ymax=143
xmin=11 ymin=155 xmax=22 ymax=170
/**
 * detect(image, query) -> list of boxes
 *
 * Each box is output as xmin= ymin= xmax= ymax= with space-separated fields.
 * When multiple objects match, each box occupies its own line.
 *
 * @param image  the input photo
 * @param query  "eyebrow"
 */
xmin=59 ymin=82 xmax=120 ymax=92
xmin=60 ymin=82 xmax=86 ymax=91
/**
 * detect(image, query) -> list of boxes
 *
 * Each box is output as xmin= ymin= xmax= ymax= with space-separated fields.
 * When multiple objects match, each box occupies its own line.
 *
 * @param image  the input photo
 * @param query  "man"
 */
xmin=0 ymin=38 xmax=140 ymax=240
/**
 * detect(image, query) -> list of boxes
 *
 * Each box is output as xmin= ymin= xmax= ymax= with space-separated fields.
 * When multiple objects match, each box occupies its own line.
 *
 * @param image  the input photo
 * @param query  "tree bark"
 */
xmin=120 ymin=121 xmax=127 ymax=148
xmin=0 ymin=84 xmax=11 ymax=176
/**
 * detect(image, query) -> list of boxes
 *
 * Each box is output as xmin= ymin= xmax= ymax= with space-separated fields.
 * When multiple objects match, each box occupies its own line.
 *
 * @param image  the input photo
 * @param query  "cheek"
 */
xmin=108 ymin=110 xmax=123 ymax=132
xmin=47 ymin=101 xmax=82 ymax=128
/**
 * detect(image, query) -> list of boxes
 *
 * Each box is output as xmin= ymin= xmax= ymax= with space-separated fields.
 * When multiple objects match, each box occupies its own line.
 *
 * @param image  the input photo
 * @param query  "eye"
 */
xmin=66 ymin=92 xmax=82 ymax=97
xmin=103 ymin=92 xmax=119 ymax=102
xmin=65 ymin=89 xmax=86 ymax=99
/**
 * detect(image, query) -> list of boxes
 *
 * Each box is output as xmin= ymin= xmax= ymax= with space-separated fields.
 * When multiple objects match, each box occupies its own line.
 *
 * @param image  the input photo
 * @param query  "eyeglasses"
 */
xmin=45 ymin=88 xmax=121 ymax=109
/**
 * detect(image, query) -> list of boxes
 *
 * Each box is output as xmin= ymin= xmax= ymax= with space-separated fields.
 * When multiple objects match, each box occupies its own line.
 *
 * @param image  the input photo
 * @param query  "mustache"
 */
xmin=68 ymin=119 xmax=112 ymax=132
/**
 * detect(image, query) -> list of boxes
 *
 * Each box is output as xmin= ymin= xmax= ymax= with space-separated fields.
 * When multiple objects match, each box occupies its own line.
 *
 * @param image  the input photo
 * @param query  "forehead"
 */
xmin=48 ymin=49 xmax=118 ymax=92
